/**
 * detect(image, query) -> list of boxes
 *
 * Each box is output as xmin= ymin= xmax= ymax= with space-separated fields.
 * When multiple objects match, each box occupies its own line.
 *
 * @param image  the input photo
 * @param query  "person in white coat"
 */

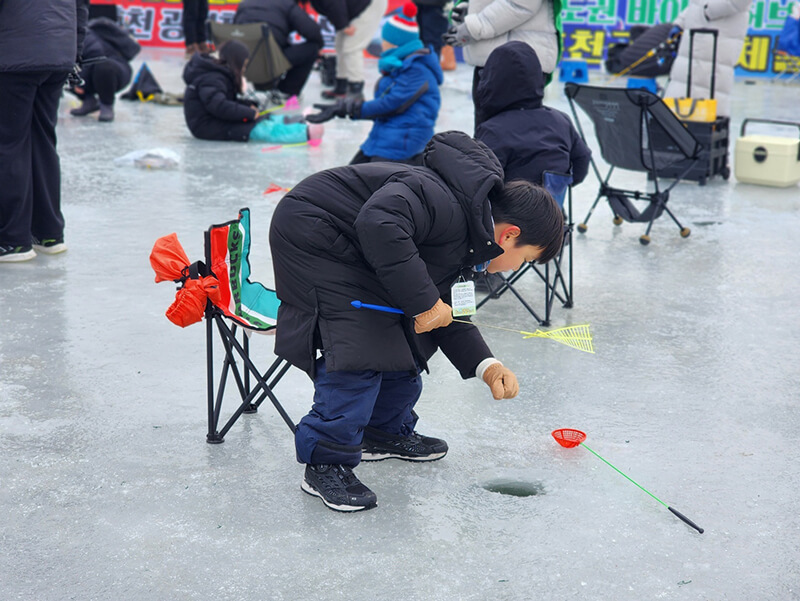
xmin=663 ymin=0 xmax=753 ymax=118
xmin=443 ymin=0 xmax=559 ymax=130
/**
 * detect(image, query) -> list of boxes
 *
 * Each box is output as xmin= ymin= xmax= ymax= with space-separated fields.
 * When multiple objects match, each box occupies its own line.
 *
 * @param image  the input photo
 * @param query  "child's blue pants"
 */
xmin=295 ymin=357 xmax=423 ymax=467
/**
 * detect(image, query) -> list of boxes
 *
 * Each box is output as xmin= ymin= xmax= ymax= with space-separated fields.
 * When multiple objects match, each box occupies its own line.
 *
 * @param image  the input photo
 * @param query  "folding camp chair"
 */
xmin=208 ymin=21 xmax=292 ymax=88
xmin=476 ymin=171 xmax=574 ymax=326
xmin=152 ymin=208 xmax=296 ymax=443
xmin=202 ymin=208 xmax=296 ymax=443
xmin=565 ymin=83 xmax=702 ymax=245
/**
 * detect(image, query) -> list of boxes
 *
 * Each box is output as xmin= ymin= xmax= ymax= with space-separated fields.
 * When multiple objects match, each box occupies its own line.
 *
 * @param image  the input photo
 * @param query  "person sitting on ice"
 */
xmin=305 ymin=3 xmax=442 ymax=165
xmin=474 ymin=41 xmax=591 ymax=186
xmin=182 ymin=41 xmax=323 ymax=144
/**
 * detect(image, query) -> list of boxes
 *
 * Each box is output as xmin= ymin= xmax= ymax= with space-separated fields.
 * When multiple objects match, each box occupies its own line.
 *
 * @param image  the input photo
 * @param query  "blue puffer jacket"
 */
xmin=359 ymin=49 xmax=443 ymax=160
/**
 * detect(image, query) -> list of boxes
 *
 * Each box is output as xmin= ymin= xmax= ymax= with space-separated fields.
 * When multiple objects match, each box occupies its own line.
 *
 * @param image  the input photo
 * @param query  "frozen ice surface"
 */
xmin=1 ymin=49 xmax=799 ymax=600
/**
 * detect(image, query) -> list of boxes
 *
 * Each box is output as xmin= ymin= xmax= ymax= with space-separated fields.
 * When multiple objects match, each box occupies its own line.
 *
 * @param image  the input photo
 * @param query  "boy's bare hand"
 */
xmin=414 ymin=299 xmax=453 ymax=333
xmin=343 ymin=25 xmax=356 ymax=36
xmin=482 ymin=363 xmax=519 ymax=399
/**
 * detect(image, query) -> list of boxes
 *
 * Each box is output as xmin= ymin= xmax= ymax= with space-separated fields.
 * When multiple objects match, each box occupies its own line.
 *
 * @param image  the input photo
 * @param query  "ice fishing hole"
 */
xmin=481 ymin=478 xmax=546 ymax=497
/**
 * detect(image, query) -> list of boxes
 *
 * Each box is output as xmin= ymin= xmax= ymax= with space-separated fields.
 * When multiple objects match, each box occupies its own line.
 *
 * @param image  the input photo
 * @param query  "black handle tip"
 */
xmin=669 ymin=506 xmax=704 ymax=534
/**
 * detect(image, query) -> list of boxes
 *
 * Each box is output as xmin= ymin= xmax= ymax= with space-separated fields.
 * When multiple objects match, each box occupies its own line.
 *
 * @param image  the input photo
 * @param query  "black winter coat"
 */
xmin=475 ymin=41 xmax=591 ymax=186
xmin=234 ymin=0 xmax=323 ymax=47
xmin=82 ymin=20 xmax=137 ymax=84
xmin=309 ymin=0 xmax=369 ymax=31
xmin=269 ymin=131 xmax=505 ymax=378
xmin=0 ymin=0 xmax=89 ymax=72
xmin=182 ymin=53 xmax=257 ymax=141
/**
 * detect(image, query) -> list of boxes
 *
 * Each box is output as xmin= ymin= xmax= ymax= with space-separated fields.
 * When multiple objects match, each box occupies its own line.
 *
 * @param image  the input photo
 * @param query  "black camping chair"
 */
xmin=202 ymin=208 xmax=296 ymax=443
xmin=208 ymin=21 xmax=292 ymax=89
xmin=477 ymin=171 xmax=574 ymax=326
xmin=565 ymin=83 xmax=702 ymax=245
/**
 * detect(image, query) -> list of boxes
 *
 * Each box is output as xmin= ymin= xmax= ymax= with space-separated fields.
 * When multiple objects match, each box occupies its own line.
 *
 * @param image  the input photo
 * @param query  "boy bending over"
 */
xmin=269 ymin=131 xmax=563 ymax=512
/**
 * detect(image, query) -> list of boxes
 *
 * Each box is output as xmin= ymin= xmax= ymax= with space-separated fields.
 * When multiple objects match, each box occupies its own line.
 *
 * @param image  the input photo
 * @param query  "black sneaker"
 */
xmin=0 ymin=244 xmax=36 ymax=263
xmin=361 ymin=427 xmax=448 ymax=462
xmin=32 ymin=237 xmax=67 ymax=255
xmin=301 ymin=464 xmax=377 ymax=512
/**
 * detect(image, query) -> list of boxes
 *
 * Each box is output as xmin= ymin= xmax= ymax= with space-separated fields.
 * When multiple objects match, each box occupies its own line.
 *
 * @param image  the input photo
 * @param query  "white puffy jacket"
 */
xmin=663 ymin=0 xmax=753 ymax=117
xmin=462 ymin=0 xmax=559 ymax=73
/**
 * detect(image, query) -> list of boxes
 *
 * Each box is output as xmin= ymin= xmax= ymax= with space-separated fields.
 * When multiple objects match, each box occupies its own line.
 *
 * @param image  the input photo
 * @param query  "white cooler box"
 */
xmin=735 ymin=119 xmax=800 ymax=187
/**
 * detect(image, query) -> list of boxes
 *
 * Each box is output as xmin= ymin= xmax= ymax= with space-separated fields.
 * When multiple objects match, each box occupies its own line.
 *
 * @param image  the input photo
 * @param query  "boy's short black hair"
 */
xmin=490 ymin=180 xmax=564 ymax=264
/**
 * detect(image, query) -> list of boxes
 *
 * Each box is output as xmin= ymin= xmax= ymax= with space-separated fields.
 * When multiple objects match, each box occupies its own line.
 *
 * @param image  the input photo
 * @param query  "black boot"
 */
xmin=321 ymin=78 xmax=347 ymax=100
xmin=347 ymin=81 xmax=365 ymax=102
xmin=70 ymin=96 xmax=99 ymax=116
xmin=98 ymin=103 xmax=115 ymax=122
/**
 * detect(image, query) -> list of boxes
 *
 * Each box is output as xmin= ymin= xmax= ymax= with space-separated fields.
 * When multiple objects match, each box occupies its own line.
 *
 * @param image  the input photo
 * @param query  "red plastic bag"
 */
xmin=150 ymin=233 xmax=190 ymax=283
xmin=164 ymin=276 xmax=221 ymax=327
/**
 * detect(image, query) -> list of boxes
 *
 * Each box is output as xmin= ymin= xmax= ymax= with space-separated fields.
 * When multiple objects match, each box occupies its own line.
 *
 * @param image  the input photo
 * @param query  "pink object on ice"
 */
xmin=285 ymin=95 xmax=300 ymax=109
xmin=307 ymin=123 xmax=324 ymax=145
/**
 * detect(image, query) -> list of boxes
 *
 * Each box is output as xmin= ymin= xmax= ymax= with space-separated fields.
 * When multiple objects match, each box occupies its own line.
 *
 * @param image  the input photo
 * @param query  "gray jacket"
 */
xmin=663 ymin=0 xmax=752 ymax=117
xmin=0 ymin=0 xmax=89 ymax=72
xmin=462 ymin=0 xmax=559 ymax=72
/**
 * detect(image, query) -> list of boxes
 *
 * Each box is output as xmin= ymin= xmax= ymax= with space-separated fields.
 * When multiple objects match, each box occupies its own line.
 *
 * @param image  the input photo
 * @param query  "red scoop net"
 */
xmin=552 ymin=428 xmax=587 ymax=448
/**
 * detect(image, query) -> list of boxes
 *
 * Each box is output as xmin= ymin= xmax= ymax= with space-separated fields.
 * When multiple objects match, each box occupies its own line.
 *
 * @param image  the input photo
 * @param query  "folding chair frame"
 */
xmin=476 ymin=175 xmax=574 ymax=326
xmin=202 ymin=216 xmax=296 ymax=444
xmin=204 ymin=307 xmax=295 ymax=444
xmin=565 ymin=84 xmax=701 ymax=245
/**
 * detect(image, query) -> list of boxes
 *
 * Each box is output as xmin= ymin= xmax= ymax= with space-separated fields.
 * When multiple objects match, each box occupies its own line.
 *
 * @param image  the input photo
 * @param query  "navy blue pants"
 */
xmin=295 ymin=357 xmax=423 ymax=467
xmin=417 ymin=4 xmax=449 ymax=57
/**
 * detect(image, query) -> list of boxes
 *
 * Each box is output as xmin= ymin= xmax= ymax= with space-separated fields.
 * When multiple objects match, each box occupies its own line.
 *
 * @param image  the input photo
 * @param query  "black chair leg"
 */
xmin=578 ymin=192 xmax=603 ymax=232
xmin=663 ymin=204 xmax=691 ymax=238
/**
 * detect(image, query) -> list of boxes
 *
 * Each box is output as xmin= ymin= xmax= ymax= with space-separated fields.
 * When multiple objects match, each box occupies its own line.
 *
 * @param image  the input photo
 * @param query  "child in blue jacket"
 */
xmin=306 ymin=3 xmax=443 ymax=165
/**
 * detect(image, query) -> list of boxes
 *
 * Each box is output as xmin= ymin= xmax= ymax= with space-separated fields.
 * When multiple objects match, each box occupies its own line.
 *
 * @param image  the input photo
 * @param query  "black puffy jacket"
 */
xmin=182 ymin=53 xmax=257 ymax=141
xmin=475 ymin=41 xmax=591 ymax=186
xmin=234 ymin=0 xmax=323 ymax=47
xmin=81 ymin=19 xmax=138 ymax=84
xmin=309 ymin=0 xmax=369 ymax=31
xmin=0 ymin=0 xmax=89 ymax=72
xmin=269 ymin=131 xmax=506 ymax=377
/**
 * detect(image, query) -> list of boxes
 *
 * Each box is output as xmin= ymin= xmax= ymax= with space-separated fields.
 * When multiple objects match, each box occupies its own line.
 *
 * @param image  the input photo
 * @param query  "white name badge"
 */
xmin=451 ymin=281 xmax=477 ymax=316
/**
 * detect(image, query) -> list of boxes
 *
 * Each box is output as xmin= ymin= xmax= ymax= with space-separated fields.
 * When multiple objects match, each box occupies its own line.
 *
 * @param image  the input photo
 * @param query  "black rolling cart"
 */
xmin=655 ymin=28 xmax=731 ymax=186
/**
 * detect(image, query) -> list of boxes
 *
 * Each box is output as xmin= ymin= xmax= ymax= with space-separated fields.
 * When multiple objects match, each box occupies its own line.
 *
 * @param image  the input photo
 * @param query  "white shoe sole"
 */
xmin=0 ymin=249 xmax=36 ymax=262
xmin=360 ymin=450 xmax=447 ymax=462
xmin=301 ymin=480 xmax=376 ymax=512
xmin=33 ymin=243 xmax=67 ymax=255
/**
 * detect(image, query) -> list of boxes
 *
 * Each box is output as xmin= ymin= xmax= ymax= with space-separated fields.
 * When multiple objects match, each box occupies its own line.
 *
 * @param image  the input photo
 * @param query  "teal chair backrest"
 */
xmin=206 ymin=207 xmax=280 ymax=330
